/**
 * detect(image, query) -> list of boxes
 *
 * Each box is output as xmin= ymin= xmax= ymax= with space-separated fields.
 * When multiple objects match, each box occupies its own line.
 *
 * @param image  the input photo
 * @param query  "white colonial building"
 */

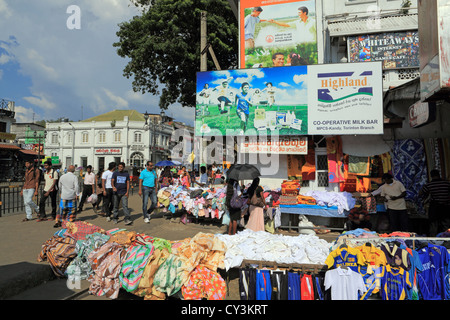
xmin=44 ymin=109 xmax=192 ymax=171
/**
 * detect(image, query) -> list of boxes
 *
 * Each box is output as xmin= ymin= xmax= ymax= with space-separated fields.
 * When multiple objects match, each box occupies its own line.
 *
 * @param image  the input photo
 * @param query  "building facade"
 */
xmin=44 ymin=110 xmax=183 ymax=171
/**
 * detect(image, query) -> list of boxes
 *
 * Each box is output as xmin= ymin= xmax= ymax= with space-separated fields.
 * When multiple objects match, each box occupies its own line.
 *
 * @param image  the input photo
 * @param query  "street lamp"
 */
xmin=68 ymin=122 xmax=75 ymax=167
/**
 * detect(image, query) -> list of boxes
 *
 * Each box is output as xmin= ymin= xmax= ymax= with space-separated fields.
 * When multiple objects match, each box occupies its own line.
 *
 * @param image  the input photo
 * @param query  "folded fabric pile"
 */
xmin=303 ymin=190 xmax=356 ymax=214
xmin=37 ymin=223 xmax=228 ymax=300
xmin=215 ymin=229 xmax=332 ymax=271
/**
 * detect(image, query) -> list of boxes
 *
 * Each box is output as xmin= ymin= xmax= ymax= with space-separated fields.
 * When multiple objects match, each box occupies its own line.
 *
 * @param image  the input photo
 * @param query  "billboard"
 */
xmin=307 ymin=62 xmax=384 ymax=135
xmin=239 ymin=0 xmax=318 ymax=69
xmin=348 ymin=31 xmax=419 ymax=70
xmin=196 ymin=66 xmax=308 ymax=137
xmin=419 ymin=0 xmax=450 ymax=100
xmin=195 ymin=61 xmax=383 ymax=136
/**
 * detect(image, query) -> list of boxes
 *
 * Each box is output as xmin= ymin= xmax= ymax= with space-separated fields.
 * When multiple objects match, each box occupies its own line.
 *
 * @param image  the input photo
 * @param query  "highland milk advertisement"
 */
xmin=195 ymin=62 xmax=383 ymax=137
xmin=307 ymin=61 xmax=384 ymax=135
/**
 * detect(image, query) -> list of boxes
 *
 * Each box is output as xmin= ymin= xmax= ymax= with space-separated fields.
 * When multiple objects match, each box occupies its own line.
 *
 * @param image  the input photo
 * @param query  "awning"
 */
xmin=0 ymin=144 xmax=21 ymax=150
xmin=327 ymin=13 xmax=418 ymax=37
xmin=19 ymin=149 xmax=39 ymax=156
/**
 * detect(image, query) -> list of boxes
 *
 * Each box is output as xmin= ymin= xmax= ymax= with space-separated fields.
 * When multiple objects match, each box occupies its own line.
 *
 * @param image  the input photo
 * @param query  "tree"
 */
xmin=114 ymin=0 xmax=238 ymax=110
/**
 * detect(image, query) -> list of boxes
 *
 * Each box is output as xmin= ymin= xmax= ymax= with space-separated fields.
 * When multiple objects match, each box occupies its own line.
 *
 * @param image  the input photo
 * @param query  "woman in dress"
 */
xmin=246 ymin=178 xmax=266 ymax=232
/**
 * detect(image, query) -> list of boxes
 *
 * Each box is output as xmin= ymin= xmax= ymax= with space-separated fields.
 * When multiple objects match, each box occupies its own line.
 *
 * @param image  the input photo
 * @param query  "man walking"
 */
xmin=380 ymin=173 xmax=408 ymax=232
xmin=21 ymin=160 xmax=40 ymax=222
xmin=111 ymin=162 xmax=132 ymax=225
xmin=139 ymin=161 xmax=158 ymax=223
xmin=77 ymin=165 xmax=96 ymax=213
xmin=54 ymin=165 xmax=79 ymax=228
xmin=420 ymin=169 xmax=450 ymax=236
xmin=102 ymin=162 xmax=116 ymax=220
xmin=38 ymin=160 xmax=59 ymax=221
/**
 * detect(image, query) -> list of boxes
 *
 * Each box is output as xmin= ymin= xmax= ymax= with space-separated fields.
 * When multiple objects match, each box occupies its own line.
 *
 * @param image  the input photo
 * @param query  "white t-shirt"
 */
xmin=102 ymin=170 xmax=114 ymax=189
xmin=380 ymin=180 xmax=407 ymax=210
xmin=44 ymin=169 xmax=59 ymax=192
xmin=324 ymin=267 xmax=367 ymax=300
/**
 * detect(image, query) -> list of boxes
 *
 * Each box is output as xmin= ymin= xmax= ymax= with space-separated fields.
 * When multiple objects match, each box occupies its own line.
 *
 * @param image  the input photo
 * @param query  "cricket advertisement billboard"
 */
xmin=195 ymin=61 xmax=383 ymax=137
xmin=239 ymin=0 xmax=318 ymax=69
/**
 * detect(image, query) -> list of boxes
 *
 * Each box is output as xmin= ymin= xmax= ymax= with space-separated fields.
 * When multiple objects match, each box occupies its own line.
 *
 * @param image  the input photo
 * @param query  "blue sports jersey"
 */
xmin=417 ymin=244 xmax=450 ymax=300
xmin=381 ymin=265 xmax=411 ymax=300
xmin=400 ymin=245 xmax=423 ymax=300
xmin=235 ymin=92 xmax=251 ymax=114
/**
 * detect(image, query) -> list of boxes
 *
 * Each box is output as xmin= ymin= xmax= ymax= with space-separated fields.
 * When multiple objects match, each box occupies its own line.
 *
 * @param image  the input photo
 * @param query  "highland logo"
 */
xmin=318 ymin=71 xmax=373 ymax=103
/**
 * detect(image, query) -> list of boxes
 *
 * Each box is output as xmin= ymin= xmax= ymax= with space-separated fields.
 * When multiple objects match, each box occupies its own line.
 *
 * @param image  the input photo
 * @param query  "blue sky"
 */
xmin=0 ymin=0 xmax=195 ymax=125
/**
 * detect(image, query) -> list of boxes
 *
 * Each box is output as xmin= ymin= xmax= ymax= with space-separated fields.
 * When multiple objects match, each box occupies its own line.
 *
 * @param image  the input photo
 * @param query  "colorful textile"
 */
xmin=62 ymin=220 xmax=105 ymax=241
xmin=88 ymin=242 xmax=126 ymax=299
xmin=181 ymin=265 xmax=227 ymax=300
xmin=66 ymin=232 xmax=110 ymax=280
xmin=56 ymin=199 xmax=77 ymax=222
xmin=348 ymin=156 xmax=370 ymax=176
xmin=302 ymin=138 xmax=316 ymax=181
xmin=153 ymin=253 xmax=187 ymax=296
xmin=120 ymin=244 xmax=154 ymax=292
xmin=134 ymin=248 xmax=170 ymax=300
xmin=392 ymin=139 xmax=428 ymax=214
xmin=380 ymin=152 xmax=392 ymax=174
xmin=38 ymin=236 xmax=78 ymax=277
xmin=287 ymin=155 xmax=304 ymax=180
xmin=326 ymin=136 xmax=345 ymax=183
xmin=380 ymin=265 xmax=411 ymax=300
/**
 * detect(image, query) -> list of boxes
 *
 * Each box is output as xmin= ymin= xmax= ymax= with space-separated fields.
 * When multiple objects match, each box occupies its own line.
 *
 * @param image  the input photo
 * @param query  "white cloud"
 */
xmin=102 ymin=88 xmax=129 ymax=109
xmin=14 ymin=105 xmax=42 ymax=122
xmin=0 ymin=0 xmax=12 ymax=19
xmin=23 ymin=92 xmax=57 ymax=110
xmin=293 ymin=74 xmax=307 ymax=85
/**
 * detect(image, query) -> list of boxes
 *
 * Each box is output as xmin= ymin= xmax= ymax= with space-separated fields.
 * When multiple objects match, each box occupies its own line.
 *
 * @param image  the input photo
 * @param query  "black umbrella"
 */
xmin=226 ymin=164 xmax=261 ymax=181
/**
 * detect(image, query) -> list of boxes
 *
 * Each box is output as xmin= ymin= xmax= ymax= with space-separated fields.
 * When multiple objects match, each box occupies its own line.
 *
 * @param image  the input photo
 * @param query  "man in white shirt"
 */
xmin=38 ymin=160 xmax=59 ymax=221
xmin=102 ymin=162 xmax=116 ymax=221
xmin=380 ymin=173 xmax=408 ymax=232
xmin=54 ymin=165 xmax=79 ymax=228
xmin=77 ymin=165 xmax=96 ymax=213
xmin=270 ymin=6 xmax=317 ymax=44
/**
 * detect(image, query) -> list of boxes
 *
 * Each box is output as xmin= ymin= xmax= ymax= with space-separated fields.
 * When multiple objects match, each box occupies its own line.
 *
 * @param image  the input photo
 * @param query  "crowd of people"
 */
xmin=20 ymin=158 xmax=450 ymax=238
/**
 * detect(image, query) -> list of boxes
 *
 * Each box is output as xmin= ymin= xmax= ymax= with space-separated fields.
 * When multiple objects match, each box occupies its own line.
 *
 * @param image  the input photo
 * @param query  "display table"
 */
xmin=280 ymin=204 xmax=349 ymax=218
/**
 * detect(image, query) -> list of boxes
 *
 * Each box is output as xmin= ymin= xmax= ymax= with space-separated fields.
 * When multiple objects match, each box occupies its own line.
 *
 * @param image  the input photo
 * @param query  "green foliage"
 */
xmin=114 ymin=0 xmax=238 ymax=110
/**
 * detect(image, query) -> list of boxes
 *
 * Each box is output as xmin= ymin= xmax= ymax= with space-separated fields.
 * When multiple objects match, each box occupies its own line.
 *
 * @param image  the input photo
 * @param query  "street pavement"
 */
xmin=0 ymin=192 xmax=338 ymax=300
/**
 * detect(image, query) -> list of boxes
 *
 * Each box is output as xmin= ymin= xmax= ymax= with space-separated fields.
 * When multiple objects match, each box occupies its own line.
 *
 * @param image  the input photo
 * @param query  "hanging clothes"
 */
xmin=348 ymin=155 xmax=371 ymax=176
xmin=326 ymin=136 xmax=345 ymax=183
xmin=392 ymin=139 xmax=428 ymax=214
xmin=302 ymin=138 xmax=316 ymax=181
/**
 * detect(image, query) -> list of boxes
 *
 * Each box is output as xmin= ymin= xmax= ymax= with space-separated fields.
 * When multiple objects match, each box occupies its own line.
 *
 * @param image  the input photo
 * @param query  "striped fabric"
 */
xmin=38 ymin=236 xmax=77 ymax=277
xmin=56 ymin=199 xmax=77 ymax=222
xmin=119 ymin=244 xmax=154 ymax=292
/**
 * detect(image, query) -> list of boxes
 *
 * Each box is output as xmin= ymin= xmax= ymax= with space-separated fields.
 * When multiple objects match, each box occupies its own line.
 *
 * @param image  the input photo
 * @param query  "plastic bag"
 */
xmin=87 ymin=193 xmax=98 ymax=204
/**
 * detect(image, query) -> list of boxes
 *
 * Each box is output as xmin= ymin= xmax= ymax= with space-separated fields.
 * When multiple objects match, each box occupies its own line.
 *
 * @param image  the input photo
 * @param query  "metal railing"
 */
xmin=0 ymin=183 xmax=59 ymax=217
xmin=0 ymin=180 xmax=136 ymax=217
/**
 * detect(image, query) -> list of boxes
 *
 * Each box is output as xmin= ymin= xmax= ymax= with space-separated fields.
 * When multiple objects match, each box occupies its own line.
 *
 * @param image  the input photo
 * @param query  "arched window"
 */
xmin=51 ymin=133 xmax=59 ymax=144
xmin=114 ymin=130 xmax=121 ymax=143
xmin=82 ymin=131 xmax=89 ymax=143
xmin=134 ymin=131 xmax=142 ymax=143
xmin=98 ymin=131 xmax=106 ymax=143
